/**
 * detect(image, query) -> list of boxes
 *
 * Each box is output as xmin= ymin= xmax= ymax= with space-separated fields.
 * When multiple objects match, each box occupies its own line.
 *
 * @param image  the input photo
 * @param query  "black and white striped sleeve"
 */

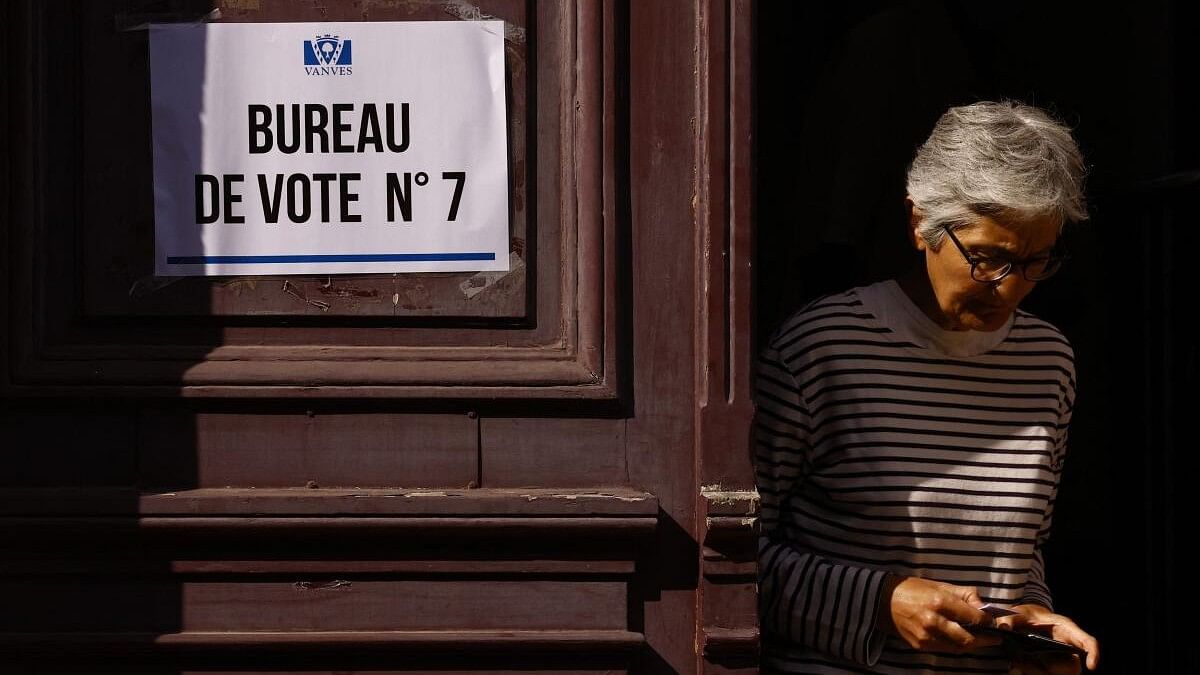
xmin=755 ymin=342 xmax=892 ymax=666
xmin=1021 ymin=365 xmax=1075 ymax=611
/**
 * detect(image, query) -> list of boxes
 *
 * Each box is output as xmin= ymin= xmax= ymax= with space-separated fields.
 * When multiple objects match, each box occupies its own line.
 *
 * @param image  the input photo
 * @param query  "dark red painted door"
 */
xmin=0 ymin=1 xmax=756 ymax=673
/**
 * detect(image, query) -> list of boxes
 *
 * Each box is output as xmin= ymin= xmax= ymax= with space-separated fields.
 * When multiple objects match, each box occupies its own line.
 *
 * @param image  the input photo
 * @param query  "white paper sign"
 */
xmin=149 ymin=21 xmax=509 ymax=276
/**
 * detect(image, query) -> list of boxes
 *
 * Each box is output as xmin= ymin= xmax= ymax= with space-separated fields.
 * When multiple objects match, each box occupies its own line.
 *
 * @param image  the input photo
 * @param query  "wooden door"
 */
xmin=0 ymin=1 xmax=757 ymax=673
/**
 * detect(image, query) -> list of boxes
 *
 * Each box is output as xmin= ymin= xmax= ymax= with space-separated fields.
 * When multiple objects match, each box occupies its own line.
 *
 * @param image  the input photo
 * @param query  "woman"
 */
xmin=755 ymin=101 xmax=1099 ymax=674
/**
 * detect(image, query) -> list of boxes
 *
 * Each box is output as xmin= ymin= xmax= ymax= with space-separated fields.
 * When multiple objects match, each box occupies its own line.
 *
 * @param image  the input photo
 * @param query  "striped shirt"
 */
xmin=756 ymin=280 xmax=1074 ymax=674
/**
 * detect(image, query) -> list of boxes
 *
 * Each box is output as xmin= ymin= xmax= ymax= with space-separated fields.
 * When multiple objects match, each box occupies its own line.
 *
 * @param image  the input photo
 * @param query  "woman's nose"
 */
xmin=992 ymin=273 xmax=1036 ymax=300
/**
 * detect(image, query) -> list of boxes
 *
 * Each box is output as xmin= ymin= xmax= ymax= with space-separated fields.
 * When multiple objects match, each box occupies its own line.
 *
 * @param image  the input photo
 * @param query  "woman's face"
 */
xmin=916 ymin=213 xmax=1060 ymax=332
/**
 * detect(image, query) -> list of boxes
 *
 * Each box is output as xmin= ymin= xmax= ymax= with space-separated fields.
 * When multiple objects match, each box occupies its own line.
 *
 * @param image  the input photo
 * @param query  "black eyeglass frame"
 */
xmin=940 ymin=225 xmax=1068 ymax=283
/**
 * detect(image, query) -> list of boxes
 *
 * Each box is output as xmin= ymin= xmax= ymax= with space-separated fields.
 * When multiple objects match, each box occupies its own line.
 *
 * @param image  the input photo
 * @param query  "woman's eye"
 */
xmin=974 ymin=256 xmax=1008 ymax=270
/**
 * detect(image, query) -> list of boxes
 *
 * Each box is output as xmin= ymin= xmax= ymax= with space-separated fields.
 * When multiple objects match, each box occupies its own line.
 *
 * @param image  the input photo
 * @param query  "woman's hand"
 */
xmin=877 ymin=575 xmax=1001 ymax=653
xmin=995 ymin=604 xmax=1100 ymax=674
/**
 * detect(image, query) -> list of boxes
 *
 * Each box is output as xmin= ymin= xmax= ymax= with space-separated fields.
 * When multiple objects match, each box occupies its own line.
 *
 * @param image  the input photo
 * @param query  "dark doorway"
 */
xmin=756 ymin=2 xmax=1199 ymax=672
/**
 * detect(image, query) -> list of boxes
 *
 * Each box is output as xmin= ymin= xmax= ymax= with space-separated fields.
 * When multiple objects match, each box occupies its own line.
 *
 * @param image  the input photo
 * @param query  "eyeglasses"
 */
xmin=941 ymin=225 xmax=1066 ymax=283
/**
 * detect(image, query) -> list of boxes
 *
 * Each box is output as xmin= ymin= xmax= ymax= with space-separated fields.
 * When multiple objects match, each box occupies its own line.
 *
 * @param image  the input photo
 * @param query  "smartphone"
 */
xmin=967 ymin=606 xmax=1086 ymax=658
xmin=969 ymin=624 xmax=1088 ymax=658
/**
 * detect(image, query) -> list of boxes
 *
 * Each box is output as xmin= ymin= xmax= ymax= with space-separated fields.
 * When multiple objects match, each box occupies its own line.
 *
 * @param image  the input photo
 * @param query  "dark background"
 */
xmin=757 ymin=2 xmax=1197 ymax=672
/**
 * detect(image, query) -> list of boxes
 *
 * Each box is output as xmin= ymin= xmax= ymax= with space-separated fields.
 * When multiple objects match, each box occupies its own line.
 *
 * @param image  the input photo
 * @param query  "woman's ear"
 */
xmin=905 ymin=196 xmax=927 ymax=252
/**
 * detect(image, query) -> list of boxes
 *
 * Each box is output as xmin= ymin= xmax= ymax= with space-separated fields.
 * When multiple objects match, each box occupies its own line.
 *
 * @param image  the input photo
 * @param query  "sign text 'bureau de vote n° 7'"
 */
xmin=150 ymin=21 xmax=509 ymax=276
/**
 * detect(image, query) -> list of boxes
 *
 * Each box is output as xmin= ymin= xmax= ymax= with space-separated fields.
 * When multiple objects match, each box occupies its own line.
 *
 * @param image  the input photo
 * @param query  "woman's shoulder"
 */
xmin=765 ymin=286 xmax=877 ymax=352
xmin=1006 ymin=309 xmax=1076 ymax=364
xmin=1010 ymin=309 xmax=1073 ymax=344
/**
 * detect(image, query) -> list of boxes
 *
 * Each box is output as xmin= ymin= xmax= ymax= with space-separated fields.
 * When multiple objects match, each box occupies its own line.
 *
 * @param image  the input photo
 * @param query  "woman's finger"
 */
xmin=935 ymin=615 xmax=984 ymax=650
xmin=1038 ymin=619 xmax=1099 ymax=670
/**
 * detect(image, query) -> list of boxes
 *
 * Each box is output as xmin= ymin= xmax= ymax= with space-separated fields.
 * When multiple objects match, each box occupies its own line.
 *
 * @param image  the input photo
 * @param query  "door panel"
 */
xmin=138 ymin=412 xmax=478 ymax=489
xmin=7 ymin=0 xmax=618 ymax=401
xmin=0 ymin=1 xmax=758 ymax=673
xmin=481 ymin=417 xmax=627 ymax=487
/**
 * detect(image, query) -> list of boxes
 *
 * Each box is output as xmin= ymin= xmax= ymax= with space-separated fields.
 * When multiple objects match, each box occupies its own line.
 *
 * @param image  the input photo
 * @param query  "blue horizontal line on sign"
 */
xmin=167 ymin=253 xmax=497 ymax=264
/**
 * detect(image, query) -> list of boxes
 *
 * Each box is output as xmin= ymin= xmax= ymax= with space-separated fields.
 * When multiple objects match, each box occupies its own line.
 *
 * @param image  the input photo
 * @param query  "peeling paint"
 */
xmin=360 ymin=0 xmax=429 ymax=16
xmin=396 ymin=280 xmax=433 ymax=310
xmin=547 ymin=492 xmax=648 ymax=503
xmin=294 ymin=579 xmax=352 ymax=591
xmin=282 ymin=279 xmax=331 ymax=311
xmin=701 ymin=486 xmax=760 ymax=512
xmin=460 ymin=251 xmax=524 ymax=299
xmin=340 ymin=489 xmax=456 ymax=496
xmin=521 ymin=492 xmax=647 ymax=503
xmin=440 ymin=0 xmax=527 ymax=43
xmin=221 ymin=278 xmax=259 ymax=296
xmin=705 ymin=491 xmax=759 ymax=502
xmin=315 ymin=280 xmax=381 ymax=299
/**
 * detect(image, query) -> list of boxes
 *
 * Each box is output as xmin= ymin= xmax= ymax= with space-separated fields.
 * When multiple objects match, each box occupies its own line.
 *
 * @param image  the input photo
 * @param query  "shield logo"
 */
xmin=312 ymin=35 xmax=343 ymax=65
xmin=303 ymin=33 xmax=353 ymax=69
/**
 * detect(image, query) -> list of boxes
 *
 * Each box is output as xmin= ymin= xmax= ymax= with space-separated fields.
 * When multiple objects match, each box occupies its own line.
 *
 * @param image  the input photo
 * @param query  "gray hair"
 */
xmin=906 ymin=101 xmax=1088 ymax=248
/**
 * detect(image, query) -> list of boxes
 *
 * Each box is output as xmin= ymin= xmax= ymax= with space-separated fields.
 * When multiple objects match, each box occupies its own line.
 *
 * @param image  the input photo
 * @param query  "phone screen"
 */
xmin=968 ymin=624 xmax=1087 ymax=658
